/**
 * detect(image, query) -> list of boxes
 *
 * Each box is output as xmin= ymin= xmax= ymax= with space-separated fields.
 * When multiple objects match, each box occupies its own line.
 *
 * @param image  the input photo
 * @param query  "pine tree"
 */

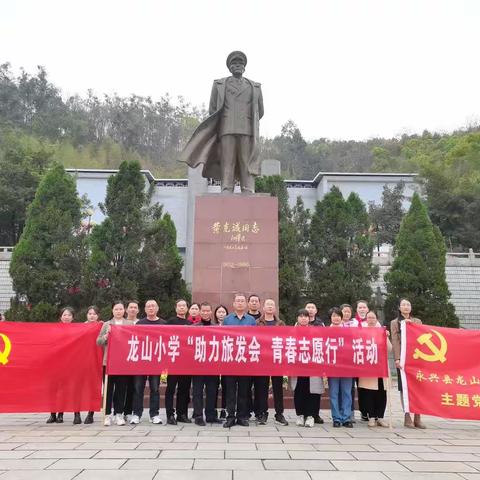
xmin=138 ymin=205 xmax=189 ymax=318
xmin=307 ymin=187 xmax=377 ymax=316
xmin=256 ymin=175 xmax=307 ymax=324
xmin=369 ymin=182 xmax=405 ymax=251
xmin=8 ymin=164 xmax=86 ymax=319
xmin=85 ymin=161 xmax=146 ymax=306
xmin=384 ymin=193 xmax=458 ymax=327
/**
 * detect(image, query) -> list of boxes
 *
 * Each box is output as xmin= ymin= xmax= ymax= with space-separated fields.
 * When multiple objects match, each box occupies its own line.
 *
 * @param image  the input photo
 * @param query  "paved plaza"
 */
xmin=0 ymin=393 xmax=479 ymax=480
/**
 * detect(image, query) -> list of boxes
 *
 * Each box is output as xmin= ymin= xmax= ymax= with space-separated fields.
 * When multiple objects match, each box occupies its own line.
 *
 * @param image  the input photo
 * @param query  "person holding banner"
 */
xmin=327 ymin=307 xmax=353 ymax=428
xmin=341 ymin=303 xmax=358 ymax=423
xmin=390 ymin=298 xmax=426 ymax=429
xmin=291 ymin=309 xmax=325 ymax=428
xmin=97 ymin=301 xmax=134 ymax=426
xmin=123 ymin=300 xmax=140 ymax=422
xmin=130 ymin=300 xmax=165 ymax=425
xmin=255 ymin=299 xmax=288 ymax=426
xmin=192 ymin=302 xmax=223 ymax=425
xmin=358 ymin=310 xmax=390 ymax=427
xmin=214 ymin=305 xmax=229 ymax=419
xmin=355 ymin=300 xmax=370 ymax=421
xmin=247 ymin=294 xmax=262 ymax=417
xmin=46 ymin=307 xmax=76 ymax=424
xmin=80 ymin=306 xmax=103 ymax=425
xmin=223 ymin=293 xmax=256 ymax=428
xmin=165 ymin=299 xmax=193 ymax=425
xmin=304 ymin=302 xmax=325 ymax=424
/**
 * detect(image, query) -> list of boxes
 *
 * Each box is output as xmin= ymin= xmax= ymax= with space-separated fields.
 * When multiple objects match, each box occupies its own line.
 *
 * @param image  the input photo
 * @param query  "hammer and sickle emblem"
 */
xmin=413 ymin=329 xmax=447 ymax=363
xmin=0 ymin=333 xmax=12 ymax=365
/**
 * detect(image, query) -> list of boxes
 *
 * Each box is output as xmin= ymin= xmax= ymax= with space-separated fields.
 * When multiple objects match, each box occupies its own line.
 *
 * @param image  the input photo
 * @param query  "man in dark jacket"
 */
xmin=191 ymin=302 xmax=223 ymax=425
xmin=130 ymin=300 xmax=165 ymax=425
xmin=165 ymin=299 xmax=192 ymax=425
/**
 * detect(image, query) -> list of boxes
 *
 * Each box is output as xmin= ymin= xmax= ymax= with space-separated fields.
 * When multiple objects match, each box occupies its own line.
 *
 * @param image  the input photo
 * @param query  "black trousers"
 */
xmin=253 ymin=376 xmax=284 ymax=416
xmin=354 ymin=378 xmax=366 ymax=416
xmin=106 ymin=374 xmax=128 ymax=415
xmin=165 ymin=375 xmax=191 ymax=417
xmin=218 ymin=376 xmax=227 ymax=409
xmin=123 ymin=376 xmax=134 ymax=415
xmin=225 ymin=376 xmax=251 ymax=420
xmin=192 ymin=375 xmax=218 ymax=421
xmin=294 ymin=377 xmax=320 ymax=417
xmin=359 ymin=380 xmax=387 ymax=419
xmin=132 ymin=375 xmax=160 ymax=418
xmin=247 ymin=376 xmax=254 ymax=414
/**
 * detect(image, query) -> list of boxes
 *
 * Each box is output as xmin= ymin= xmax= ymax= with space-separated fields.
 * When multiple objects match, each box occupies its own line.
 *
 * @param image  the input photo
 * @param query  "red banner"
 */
xmin=0 ymin=322 xmax=103 ymax=413
xmin=402 ymin=323 xmax=480 ymax=420
xmin=107 ymin=325 xmax=388 ymax=377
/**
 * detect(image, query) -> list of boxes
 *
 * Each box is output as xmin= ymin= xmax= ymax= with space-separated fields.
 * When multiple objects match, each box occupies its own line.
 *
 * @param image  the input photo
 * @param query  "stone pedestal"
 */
xmin=192 ymin=195 xmax=278 ymax=307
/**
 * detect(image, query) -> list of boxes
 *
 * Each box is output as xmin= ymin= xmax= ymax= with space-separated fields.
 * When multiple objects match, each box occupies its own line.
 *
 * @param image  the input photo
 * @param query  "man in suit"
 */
xmin=180 ymin=51 xmax=264 ymax=194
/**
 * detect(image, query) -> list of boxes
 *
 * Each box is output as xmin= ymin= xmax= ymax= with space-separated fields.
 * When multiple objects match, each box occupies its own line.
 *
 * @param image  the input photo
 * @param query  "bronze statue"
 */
xmin=180 ymin=51 xmax=264 ymax=194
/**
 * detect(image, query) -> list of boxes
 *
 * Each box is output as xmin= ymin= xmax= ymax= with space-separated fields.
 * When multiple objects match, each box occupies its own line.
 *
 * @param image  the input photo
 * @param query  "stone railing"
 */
xmin=0 ymin=247 xmax=13 ymax=259
xmin=373 ymin=248 xmax=480 ymax=266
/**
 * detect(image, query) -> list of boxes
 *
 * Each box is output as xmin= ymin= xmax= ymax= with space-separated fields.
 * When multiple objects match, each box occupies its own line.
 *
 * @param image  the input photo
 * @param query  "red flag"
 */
xmin=107 ymin=325 xmax=388 ymax=377
xmin=0 ymin=322 xmax=103 ymax=413
xmin=402 ymin=322 xmax=480 ymax=420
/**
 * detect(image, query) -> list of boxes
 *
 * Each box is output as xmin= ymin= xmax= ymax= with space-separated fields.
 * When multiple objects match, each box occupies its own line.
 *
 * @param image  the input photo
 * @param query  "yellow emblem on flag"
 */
xmin=0 ymin=333 xmax=12 ymax=365
xmin=413 ymin=329 xmax=447 ymax=363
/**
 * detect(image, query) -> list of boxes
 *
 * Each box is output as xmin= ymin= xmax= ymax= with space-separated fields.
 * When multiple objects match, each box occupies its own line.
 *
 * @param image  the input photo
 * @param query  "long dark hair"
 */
xmin=59 ymin=306 xmax=75 ymax=321
xmin=397 ymin=298 xmax=413 ymax=321
xmin=214 ymin=305 xmax=229 ymax=323
xmin=86 ymin=305 xmax=101 ymax=321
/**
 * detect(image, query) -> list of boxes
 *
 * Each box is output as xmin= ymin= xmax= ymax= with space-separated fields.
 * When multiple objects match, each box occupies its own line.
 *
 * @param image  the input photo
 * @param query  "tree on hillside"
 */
xmin=308 ymin=187 xmax=377 ymax=316
xmin=421 ymin=162 xmax=480 ymax=252
xmin=137 ymin=204 xmax=189 ymax=318
xmin=85 ymin=161 xmax=146 ymax=306
xmin=369 ymin=182 xmax=405 ymax=251
xmin=0 ymin=64 xmax=68 ymax=138
xmin=256 ymin=175 xmax=307 ymax=323
xmin=0 ymin=128 xmax=54 ymax=245
xmin=384 ymin=193 xmax=458 ymax=327
xmin=8 ymin=164 xmax=87 ymax=320
xmin=268 ymin=121 xmax=308 ymax=179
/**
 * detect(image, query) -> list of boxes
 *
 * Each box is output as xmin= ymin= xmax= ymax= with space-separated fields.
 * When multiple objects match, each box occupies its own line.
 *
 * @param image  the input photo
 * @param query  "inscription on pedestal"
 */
xmin=192 ymin=195 xmax=279 ymax=307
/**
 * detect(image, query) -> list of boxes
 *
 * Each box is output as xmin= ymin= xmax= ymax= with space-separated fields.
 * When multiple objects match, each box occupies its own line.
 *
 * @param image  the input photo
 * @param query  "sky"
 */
xmin=1 ymin=0 xmax=480 ymax=141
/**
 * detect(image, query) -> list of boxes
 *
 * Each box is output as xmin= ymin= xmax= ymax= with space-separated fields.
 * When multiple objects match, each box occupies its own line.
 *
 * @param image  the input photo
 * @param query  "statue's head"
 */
xmin=226 ymin=51 xmax=247 ymax=76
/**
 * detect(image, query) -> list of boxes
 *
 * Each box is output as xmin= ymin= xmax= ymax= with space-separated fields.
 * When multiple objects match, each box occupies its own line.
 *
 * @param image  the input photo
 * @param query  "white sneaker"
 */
xmin=296 ymin=415 xmax=305 ymax=426
xmin=368 ymin=418 xmax=376 ymax=427
xmin=304 ymin=416 xmax=315 ymax=428
xmin=150 ymin=415 xmax=163 ymax=425
xmin=103 ymin=415 xmax=112 ymax=426
xmin=115 ymin=414 xmax=126 ymax=426
xmin=130 ymin=415 xmax=140 ymax=425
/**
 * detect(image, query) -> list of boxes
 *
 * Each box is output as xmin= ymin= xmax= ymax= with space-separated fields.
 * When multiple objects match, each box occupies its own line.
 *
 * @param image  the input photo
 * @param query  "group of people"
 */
xmin=45 ymin=295 xmax=426 ymax=430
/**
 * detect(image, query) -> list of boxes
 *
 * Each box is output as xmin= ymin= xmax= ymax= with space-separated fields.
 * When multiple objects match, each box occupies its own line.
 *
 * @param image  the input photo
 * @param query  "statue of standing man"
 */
xmin=180 ymin=51 xmax=264 ymax=194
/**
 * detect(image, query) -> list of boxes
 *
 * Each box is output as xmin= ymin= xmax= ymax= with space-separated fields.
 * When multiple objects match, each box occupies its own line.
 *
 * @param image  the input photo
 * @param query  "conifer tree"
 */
xmin=256 ymin=175 xmax=307 ymax=323
xmin=384 ymin=193 xmax=458 ymax=327
xmin=307 ymin=187 xmax=377 ymax=316
xmin=86 ymin=161 xmax=146 ymax=305
xmin=8 ymin=164 xmax=86 ymax=319
xmin=369 ymin=182 xmax=405 ymax=251
xmin=138 ymin=205 xmax=189 ymax=318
